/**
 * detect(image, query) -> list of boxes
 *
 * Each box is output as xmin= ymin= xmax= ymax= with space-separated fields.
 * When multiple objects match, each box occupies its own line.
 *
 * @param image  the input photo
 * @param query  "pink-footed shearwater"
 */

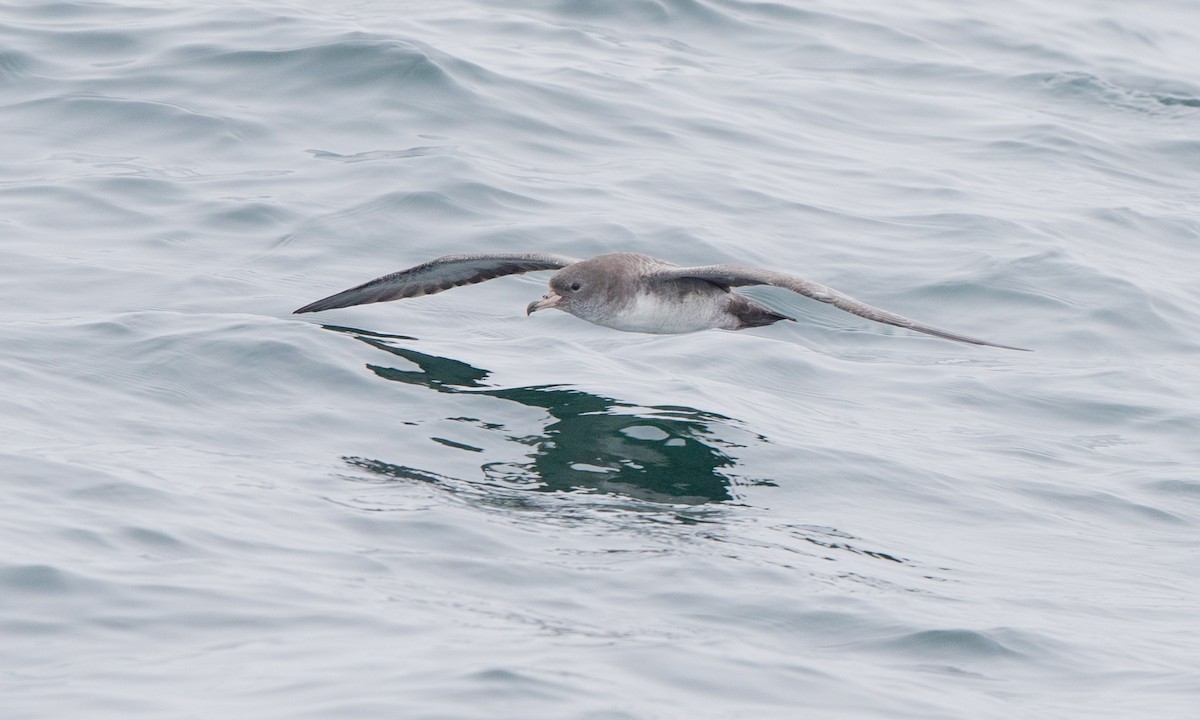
xmin=294 ymin=252 xmax=1028 ymax=350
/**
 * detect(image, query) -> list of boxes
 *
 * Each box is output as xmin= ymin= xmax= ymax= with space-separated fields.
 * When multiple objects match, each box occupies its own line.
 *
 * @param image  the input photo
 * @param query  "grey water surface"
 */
xmin=3 ymin=1 xmax=1199 ymax=718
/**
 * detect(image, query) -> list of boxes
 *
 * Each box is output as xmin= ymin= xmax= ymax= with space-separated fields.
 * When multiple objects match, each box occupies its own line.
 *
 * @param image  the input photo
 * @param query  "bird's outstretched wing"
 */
xmin=294 ymin=252 xmax=581 ymax=314
xmin=649 ymin=264 xmax=1029 ymax=351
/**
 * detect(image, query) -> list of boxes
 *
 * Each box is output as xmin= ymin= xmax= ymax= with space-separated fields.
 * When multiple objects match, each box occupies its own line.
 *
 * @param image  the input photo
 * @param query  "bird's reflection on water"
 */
xmin=324 ymin=325 xmax=774 ymax=506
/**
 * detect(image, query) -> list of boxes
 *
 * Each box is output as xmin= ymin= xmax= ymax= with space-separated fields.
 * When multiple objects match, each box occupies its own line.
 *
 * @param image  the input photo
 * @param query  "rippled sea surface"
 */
xmin=4 ymin=1 xmax=1199 ymax=717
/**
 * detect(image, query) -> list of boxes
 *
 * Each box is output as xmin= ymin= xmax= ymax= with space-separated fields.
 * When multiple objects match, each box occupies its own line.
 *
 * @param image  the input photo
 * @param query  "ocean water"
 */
xmin=3 ymin=0 xmax=1198 ymax=717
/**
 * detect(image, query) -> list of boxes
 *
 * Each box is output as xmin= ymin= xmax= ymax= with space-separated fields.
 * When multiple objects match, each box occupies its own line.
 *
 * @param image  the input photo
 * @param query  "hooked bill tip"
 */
xmin=526 ymin=292 xmax=562 ymax=315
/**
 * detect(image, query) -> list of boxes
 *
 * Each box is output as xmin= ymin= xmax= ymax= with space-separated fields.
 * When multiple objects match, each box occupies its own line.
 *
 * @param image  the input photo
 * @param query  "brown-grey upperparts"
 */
xmin=293 ymin=251 xmax=1029 ymax=351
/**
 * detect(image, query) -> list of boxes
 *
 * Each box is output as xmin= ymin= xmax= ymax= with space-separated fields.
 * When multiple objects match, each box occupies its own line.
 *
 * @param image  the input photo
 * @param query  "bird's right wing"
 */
xmin=649 ymin=263 xmax=1030 ymax=351
xmin=294 ymin=252 xmax=580 ymax=313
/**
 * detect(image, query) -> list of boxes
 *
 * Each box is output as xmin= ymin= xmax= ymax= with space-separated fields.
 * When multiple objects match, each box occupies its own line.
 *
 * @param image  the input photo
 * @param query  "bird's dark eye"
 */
xmin=570 ymin=282 xmax=582 ymax=291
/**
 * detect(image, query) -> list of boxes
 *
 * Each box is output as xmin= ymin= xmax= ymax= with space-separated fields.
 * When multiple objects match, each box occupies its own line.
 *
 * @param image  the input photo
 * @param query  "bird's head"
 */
xmin=526 ymin=258 xmax=629 ymax=322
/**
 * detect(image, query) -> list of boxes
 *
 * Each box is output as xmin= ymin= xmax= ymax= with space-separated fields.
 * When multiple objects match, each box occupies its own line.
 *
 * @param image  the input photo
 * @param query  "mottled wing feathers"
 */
xmin=651 ymin=264 xmax=1029 ymax=351
xmin=294 ymin=253 xmax=580 ymax=314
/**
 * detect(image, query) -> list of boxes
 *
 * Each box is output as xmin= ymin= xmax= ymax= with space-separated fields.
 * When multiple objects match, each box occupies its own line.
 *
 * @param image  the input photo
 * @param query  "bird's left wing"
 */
xmin=294 ymin=252 xmax=580 ymax=314
xmin=649 ymin=264 xmax=1029 ymax=351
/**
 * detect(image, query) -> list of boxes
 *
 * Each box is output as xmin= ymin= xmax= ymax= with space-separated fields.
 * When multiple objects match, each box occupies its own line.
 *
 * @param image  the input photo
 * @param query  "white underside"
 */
xmin=584 ymin=290 xmax=732 ymax=334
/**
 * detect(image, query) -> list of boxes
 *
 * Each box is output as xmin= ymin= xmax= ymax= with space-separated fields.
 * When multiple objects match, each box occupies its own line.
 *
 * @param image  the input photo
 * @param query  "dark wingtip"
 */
xmin=293 ymin=293 xmax=356 ymax=314
xmin=966 ymin=334 xmax=1032 ymax=352
xmin=973 ymin=339 xmax=1032 ymax=352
